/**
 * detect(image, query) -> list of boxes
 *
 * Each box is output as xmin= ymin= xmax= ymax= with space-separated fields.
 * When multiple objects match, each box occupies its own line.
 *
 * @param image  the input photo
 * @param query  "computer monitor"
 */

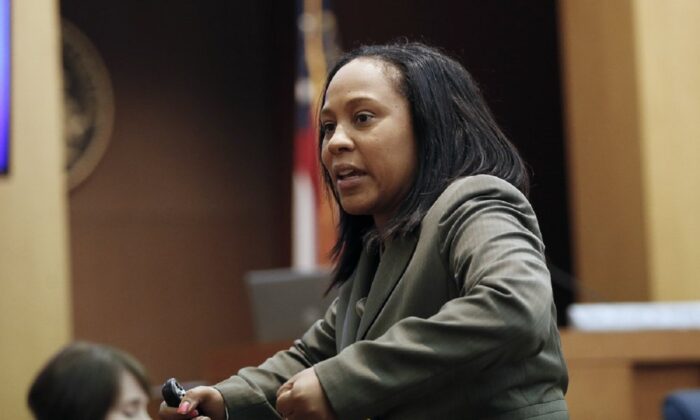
xmin=245 ymin=268 xmax=336 ymax=342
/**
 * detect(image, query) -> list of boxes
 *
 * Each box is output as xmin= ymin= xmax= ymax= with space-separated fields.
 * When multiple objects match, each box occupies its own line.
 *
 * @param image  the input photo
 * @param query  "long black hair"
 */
xmin=319 ymin=42 xmax=529 ymax=287
xmin=28 ymin=341 xmax=150 ymax=420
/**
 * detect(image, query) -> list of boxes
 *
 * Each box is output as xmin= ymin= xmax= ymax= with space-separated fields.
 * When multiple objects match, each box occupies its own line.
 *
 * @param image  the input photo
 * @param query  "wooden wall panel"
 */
xmin=61 ymin=1 xmax=295 ymax=383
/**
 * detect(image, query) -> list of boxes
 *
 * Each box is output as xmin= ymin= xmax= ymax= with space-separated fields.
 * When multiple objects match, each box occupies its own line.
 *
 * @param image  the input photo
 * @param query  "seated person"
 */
xmin=28 ymin=341 xmax=151 ymax=420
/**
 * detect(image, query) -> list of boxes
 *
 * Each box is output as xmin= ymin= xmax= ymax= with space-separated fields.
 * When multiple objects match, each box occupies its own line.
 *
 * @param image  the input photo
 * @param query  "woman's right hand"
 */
xmin=158 ymin=385 xmax=226 ymax=420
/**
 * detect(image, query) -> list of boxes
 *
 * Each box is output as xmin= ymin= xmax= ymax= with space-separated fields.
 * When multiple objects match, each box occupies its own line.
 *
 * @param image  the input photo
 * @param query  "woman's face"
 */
xmin=104 ymin=370 xmax=150 ymax=420
xmin=320 ymin=58 xmax=417 ymax=228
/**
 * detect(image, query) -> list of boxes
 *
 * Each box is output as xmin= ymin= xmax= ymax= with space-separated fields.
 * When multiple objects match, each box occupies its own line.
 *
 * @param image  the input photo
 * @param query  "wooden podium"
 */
xmin=561 ymin=329 xmax=700 ymax=420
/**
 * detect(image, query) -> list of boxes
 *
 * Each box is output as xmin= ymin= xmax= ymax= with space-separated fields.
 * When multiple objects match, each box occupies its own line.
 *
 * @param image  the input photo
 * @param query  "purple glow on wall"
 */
xmin=0 ymin=0 xmax=9 ymax=174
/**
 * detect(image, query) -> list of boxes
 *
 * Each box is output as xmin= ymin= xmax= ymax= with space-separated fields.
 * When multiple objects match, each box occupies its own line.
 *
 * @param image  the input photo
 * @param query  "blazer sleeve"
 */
xmin=213 ymin=297 xmax=339 ymax=419
xmin=313 ymin=176 xmax=554 ymax=419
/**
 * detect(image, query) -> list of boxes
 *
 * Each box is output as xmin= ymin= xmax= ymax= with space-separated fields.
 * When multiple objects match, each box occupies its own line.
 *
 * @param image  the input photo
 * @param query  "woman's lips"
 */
xmin=336 ymin=173 xmax=365 ymax=192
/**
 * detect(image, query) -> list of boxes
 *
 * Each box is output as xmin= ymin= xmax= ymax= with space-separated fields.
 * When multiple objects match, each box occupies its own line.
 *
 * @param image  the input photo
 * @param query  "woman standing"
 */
xmin=161 ymin=42 xmax=568 ymax=420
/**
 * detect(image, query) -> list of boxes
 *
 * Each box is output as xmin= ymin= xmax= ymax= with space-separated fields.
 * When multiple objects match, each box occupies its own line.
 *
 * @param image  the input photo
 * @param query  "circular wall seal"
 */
xmin=62 ymin=19 xmax=115 ymax=191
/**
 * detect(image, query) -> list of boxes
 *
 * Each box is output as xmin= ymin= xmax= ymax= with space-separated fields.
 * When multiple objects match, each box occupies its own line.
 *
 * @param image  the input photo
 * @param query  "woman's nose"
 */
xmin=326 ymin=126 xmax=354 ymax=154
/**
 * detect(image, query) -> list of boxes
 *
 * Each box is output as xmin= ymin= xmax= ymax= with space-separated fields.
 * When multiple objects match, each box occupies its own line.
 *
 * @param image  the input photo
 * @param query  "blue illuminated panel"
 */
xmin=0 ymin=0 xmax=9 ymax=174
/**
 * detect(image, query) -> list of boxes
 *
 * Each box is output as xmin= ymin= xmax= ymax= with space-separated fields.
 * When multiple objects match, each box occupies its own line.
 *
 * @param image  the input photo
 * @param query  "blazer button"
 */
xmin=355 ymin=297 xmax=367 ymax=317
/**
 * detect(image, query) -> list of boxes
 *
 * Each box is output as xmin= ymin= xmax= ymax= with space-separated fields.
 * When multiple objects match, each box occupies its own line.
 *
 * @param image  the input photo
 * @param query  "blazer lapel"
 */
xmin=338 ymin=249 xmax=379 ymax=350
xmin=356 ymin=234 xmax=418 ymax=340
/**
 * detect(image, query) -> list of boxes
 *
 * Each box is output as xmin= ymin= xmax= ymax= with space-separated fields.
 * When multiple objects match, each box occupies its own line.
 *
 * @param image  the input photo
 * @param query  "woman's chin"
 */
xmin=339 ymin=202 xmax=371 ymax=218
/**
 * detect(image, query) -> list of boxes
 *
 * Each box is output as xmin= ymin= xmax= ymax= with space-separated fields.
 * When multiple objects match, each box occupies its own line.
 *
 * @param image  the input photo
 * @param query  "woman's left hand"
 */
xmin=276 ymin=367 xmax=337 ymax=420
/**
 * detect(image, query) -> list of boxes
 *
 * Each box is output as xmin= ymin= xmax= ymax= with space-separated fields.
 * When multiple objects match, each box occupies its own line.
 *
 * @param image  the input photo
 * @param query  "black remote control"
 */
xmin=162 ymin=377 xmax=187 ymax=408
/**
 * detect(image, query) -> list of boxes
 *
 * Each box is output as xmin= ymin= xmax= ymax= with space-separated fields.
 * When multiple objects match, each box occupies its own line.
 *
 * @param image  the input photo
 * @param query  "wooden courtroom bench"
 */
xmin=561 ymin=329 xmax=700 ymax=420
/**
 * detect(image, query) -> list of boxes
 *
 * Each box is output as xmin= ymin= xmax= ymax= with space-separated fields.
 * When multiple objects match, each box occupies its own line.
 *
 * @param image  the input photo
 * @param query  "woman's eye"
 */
xmin=121 ymin=408 xmax=138 ymax=418
xmin=321 ymin=122 xmax=336 ymax=135
xmin=355 ymin=113 xmax=374 ymax=124
xmin=118 ymin=401 xmax=146 ymax=418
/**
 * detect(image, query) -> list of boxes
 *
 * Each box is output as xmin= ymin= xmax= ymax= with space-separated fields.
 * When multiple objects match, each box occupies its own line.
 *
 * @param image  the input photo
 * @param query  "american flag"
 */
xmin=292 ymin=0 xmax=341 ymax=269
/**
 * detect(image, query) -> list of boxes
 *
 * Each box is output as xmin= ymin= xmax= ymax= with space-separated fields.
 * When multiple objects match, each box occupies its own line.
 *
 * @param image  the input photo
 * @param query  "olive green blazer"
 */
xmin=216 ymin=175 xmax=569 ymax=419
